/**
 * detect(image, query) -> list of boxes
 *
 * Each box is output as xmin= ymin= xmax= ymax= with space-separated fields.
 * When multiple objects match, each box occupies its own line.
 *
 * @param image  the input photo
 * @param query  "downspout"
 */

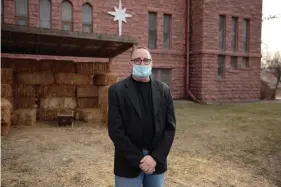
xmin=185 ymin=0 xmax=205 ymax=104
xmin=185 ymin=0 xmax=190 ymax=98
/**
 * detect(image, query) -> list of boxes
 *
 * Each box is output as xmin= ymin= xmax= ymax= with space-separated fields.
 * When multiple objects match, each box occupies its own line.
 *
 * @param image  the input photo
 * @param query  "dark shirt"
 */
xmin=131 ymin=76 xmax=155 ymax=150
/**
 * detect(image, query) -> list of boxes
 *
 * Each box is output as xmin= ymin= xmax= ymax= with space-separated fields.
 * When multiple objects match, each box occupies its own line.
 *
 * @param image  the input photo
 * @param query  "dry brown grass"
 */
xmin=1 ymin=101 xmax=281 ymax=187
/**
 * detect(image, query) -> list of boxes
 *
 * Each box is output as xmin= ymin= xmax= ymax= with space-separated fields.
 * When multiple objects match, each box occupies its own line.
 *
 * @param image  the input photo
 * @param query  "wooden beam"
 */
xmin=36 ymin=35 xmax=40 ymax=54
xmin=1 ymin=23 xmax=138 ymax=44
xmin=1 ymin=23 xmax=138 ymax=58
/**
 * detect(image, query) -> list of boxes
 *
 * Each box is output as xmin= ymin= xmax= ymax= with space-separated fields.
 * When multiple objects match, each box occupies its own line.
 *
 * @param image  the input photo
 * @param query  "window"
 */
xmin=231 ymin=17 xmax=238 ymax=51
xmin=163 ymin=14 xmax=171 ymax=49
xmin=242 ymin=19 xmax=250 ymax=52
xmin=218 ymin=55 xmax=225 ymax=79
xmin=242 ymin=57 xmax=249 ymax=68
xmin=218 ymin=15 xmax=226 ymax=51
xmin=16 ymin=0 xmax=28 ymax=26
xmin=230 ymin=56 xmax=237 ymax=71
xmin=62 ymin=1 xmax=72 ymax=31
xmin=82 ymin=3 xmax=92 ymax=33
xmin=152 ymin=69 xmax=171 ymax=86
xmin=40 ymin=0 xmax=51 ymax=28
xmin=148 ymin=12 xmax=157 ymax=49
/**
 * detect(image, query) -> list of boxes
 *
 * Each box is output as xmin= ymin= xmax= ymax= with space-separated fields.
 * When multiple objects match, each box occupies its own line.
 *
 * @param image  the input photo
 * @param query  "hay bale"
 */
xmin=55 ymin=73 xmax=91 ymax=85
xmin=39 ymin=60 xmax=75 ymax=73
xmin=93 ymin=62 xmax=110 ymax=73
xmin=15 ymin=85 xmax=37 ymax=97
xmin=77 ymin=98 xmax=99 ymax=108
xmin=15 ymin=84 xmax=75 ymax=98
xmin=1 ymin=122 xmax=11 ymax=136
xmin=12 ymin=109 xmax=36 ymax=126
xmin=16 ymin=72 xmax=54 ymax=85
xmin=39 ymin=85 xmax=76 ymax=97
xmin=75 ymin=108 xmax=105 ymax=123
xmin=37 ymin=108 xmax=57 ymax=121
xmin=1 ymin=84 xmax=13 ymax=98
xmin=15 ymin=84 xmax=77 ymax=97
xmin=2 ymin=59 xmax=75 ymax=73
xmin=15 ymin=97 xmax=37 ymax=109
xmin=1 ymin=58 xmax=15 ymax=69
xmin=77 ymin=86 xmax=99 ymax=97
xmin=1 ymin=98 xmax=12 ymax=122
xmin=5 ymin=97 xmax=14 ymax=108
xmin=12 ymin=59 xmax=40 ymax=72
xmin=93 ymin=73 xmax=118 ymax=86
xmin=76 ymin=63 xmax=94 ymax=75
xmin=98 ymin=86 xmax=109 ymax=109
xmin=74 ymin=108 xmax=83 ymax=121
xmin=40 ymin=97 xmax=77 ymax=109
xmin=15 ymin=84 xmax=75 ymax=97
xmin=102 ymin=111 xmax=108 ymax=124
xmin=37 ymin=108 xmax=73 ymax=121
xmin=76 ymin=62 xmax=109 ymax=75
xmin=1 ymin=68 xmax=13 ymax=84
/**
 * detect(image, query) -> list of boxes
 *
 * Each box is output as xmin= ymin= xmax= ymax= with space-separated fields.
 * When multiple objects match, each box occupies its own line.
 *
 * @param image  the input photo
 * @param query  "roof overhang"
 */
xmin=1 ymin=23 xmax=138 ymax=58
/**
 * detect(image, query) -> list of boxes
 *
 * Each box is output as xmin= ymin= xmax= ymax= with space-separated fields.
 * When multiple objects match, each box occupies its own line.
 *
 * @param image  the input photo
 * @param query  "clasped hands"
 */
xmin=139 ymin=155 xmax=156 ymax=174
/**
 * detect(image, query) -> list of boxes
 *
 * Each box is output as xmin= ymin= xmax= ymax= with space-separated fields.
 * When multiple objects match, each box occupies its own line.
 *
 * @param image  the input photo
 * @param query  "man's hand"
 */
xmin=139 ymin=155 xmax=156 ymax=174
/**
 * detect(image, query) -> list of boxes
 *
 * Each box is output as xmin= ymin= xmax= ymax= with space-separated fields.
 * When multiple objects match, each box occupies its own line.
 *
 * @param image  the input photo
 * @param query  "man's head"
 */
xmin=129 ymin=47 xmax=153 ymax=80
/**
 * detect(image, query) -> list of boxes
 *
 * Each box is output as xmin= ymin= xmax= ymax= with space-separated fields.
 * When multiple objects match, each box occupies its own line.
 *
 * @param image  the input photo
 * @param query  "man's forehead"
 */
xmin=131 ymin=48 xmax=151 ymax=59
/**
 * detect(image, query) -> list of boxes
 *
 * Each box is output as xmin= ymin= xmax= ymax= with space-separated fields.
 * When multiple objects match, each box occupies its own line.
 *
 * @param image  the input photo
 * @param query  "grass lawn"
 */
xmin=1 ymin=101 xmax=281 ymax=187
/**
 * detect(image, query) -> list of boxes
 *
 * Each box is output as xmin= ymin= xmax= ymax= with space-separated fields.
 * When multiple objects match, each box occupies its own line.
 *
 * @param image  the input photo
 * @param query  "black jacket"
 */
xmin=107 ymin=76 xmax=176 ymax=178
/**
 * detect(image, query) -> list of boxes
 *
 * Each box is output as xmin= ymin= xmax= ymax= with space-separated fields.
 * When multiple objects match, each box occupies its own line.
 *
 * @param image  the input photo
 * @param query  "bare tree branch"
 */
xmin=264 ymin=52 xmax=281 ymax=99
xmin=262 ymin=14 xmax=281 ymax=21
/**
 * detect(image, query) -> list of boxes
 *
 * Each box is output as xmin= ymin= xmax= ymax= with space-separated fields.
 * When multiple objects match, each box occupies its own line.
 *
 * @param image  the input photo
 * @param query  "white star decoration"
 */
xmin=107 ymin=0 xmax=132 ymax=36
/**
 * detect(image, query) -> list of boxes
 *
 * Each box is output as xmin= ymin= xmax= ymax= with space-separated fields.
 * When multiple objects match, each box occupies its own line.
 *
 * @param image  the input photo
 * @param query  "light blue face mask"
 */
xmin=132 ymin=64 xmax=152 ymax=78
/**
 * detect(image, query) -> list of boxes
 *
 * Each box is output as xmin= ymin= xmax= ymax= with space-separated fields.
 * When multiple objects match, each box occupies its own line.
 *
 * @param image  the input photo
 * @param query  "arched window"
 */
xmin=15 ymin=0 xmax=28 ymax=26
xmin=82 ymin=3 xmax=92 ymax=33
xmin=62 ymin=0 xmax=72 ymax=31
xmin=40 ymin=0 xmax=51 ymax=28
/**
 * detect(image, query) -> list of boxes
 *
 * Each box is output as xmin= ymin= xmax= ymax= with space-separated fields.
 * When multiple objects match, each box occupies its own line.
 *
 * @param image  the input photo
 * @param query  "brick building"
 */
xmin=1 ymin=0 xmax=263 ymax=102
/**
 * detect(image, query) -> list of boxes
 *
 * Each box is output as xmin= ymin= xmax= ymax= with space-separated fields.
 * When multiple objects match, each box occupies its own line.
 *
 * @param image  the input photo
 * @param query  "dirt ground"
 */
xmin=1 ymin=101 xmax=281 ymax=187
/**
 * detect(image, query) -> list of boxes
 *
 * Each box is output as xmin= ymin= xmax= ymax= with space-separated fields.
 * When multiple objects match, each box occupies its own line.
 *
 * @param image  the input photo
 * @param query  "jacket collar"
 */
xmin=124 ymin=75 xmax=161 ymax=120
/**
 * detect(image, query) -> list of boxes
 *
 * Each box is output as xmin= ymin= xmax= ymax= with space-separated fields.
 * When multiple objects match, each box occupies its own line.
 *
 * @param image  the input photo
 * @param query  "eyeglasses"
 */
xmin=130 ymin=58 xmax=152 ymax=65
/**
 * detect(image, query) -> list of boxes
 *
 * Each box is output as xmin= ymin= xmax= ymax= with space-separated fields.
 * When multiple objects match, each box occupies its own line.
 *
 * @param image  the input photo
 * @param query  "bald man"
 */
xmin=108 ymin=47 xmax=176 ymax=187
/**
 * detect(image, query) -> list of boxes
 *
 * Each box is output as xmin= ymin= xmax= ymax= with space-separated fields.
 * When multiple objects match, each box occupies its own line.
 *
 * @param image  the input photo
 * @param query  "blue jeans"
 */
xmin=115 ymin=150 xmax=165 ymax=187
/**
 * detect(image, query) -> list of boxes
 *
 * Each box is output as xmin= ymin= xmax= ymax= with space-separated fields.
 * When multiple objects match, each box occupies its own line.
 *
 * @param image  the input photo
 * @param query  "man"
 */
xmin=108 ymin=47 xmax=176 ymax=187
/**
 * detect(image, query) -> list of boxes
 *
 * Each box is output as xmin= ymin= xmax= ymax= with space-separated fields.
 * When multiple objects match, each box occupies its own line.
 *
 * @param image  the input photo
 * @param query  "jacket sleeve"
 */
xmin=151 ymin=87 xmax=176 ymax=164
xmin=107 ymin=86 xmax=144 ymax=168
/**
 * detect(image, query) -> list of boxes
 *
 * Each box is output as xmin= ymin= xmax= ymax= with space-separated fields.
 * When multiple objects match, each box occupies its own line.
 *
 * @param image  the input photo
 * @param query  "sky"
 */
xmin=262 ymin=0 xmax=281 ymax=55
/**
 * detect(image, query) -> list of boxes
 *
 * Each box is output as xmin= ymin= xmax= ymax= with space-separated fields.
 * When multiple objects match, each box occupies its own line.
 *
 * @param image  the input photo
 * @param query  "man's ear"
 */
xmin=128 ymin=61 xmax=133 ymax=71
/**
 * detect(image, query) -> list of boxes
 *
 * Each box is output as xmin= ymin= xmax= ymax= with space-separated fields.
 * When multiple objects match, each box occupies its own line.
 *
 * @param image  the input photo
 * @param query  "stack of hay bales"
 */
xmin=76 ymin=85 xmax=99 ymax=121
xmin=1 ymin=68 xmax=14 ymax=106
xmin=11 ymin=60 xmax=77 ymax=124
xmin=1 ymin=68 xmax=14 ymax=135
xmin=75 ymin=62 xmax=116 ymax=124
xmin=2 ymin=58 xmax=117 ymax=127
xmin=12 ymin=109 xmax=36 ymax=126
xmin=1 ymin=98 xmax=12 ymax=136
xmin=13 ymin=72 xmax=50 ymax=125
xmin=37 ymin=72 xmax=89 ymax=120
xmin=94 ymin=73 xmax=118 ymax=124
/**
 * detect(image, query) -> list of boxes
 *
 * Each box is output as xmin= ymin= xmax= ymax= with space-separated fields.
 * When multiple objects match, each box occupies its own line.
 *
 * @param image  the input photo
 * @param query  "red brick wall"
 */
xmin=189 ymin=0 xmax=262 ymax=102
xmin=2 ymin=0 xmax=186 ymax=99
xmin=2 ymin=0 xmax=263 ymax=101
